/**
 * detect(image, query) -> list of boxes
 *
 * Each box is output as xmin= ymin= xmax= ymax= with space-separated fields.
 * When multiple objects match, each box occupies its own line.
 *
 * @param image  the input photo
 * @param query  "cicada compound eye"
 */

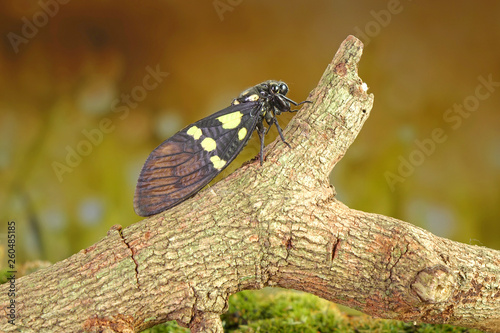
xmin=279 ymin=83 xmax=289 ymax=95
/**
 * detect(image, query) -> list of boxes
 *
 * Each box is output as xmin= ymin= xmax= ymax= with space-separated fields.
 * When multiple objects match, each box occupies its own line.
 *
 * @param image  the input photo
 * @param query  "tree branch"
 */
xmin=1 ymin=35 xmax=499 ymax=333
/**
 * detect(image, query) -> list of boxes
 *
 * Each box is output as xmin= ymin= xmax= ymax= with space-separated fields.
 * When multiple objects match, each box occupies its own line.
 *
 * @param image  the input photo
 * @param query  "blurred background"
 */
xmin=1 ymin=0 xmax=499 ymax=267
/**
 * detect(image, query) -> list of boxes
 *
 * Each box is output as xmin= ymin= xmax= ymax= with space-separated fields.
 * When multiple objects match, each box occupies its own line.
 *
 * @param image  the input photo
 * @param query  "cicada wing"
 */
xmin=134 ymin=102 xmax=261 ymax=216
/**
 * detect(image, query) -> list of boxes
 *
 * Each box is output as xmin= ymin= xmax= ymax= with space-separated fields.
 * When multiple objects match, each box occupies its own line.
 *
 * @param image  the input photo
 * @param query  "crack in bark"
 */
xmin=284 ymin=220 xmax=294 ymax=262
xmin=189 ymin=284 xmax=200 ymax=322
xmin=285 ymin=237 xmax=293 ymax=260
xmin=331 ymin=237 xmax=340 ymax=261
xmin=384 ymin=237 xmax=410 ymax=285
xmin=116 ymin=225 xmax=140 ymax=289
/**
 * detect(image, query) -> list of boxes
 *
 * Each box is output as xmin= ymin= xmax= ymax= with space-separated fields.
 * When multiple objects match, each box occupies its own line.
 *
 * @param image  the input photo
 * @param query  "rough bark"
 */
xmin=1 ymin=35 xmax=499 ymax=333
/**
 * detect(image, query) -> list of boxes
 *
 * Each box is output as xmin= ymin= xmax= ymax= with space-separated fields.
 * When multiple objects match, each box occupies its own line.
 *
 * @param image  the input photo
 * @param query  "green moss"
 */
xmin=0 ymin=269 xmax=11 ymax=284
xmin=140 ymin=289 xmax=483 ymax=333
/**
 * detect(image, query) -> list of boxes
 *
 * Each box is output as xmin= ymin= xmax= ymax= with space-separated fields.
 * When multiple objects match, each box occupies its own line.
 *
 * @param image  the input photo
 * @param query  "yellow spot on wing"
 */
xmin=238 ymin=128 xmax=247 ymax=141
xmin=210 ymin=156 xmax=226 ymax=170
xmin=201 ymin=137 xmax=216 ymax=152
xmin=217 ymin=111 xmax=243 ymax=129
xmin=186 ymin=126 xmax=202 ymax=140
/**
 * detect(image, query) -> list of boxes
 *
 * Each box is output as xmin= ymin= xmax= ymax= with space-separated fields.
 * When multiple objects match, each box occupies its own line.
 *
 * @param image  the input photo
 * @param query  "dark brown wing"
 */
xmin=134 ymin=102 xmax=262 ymax=216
